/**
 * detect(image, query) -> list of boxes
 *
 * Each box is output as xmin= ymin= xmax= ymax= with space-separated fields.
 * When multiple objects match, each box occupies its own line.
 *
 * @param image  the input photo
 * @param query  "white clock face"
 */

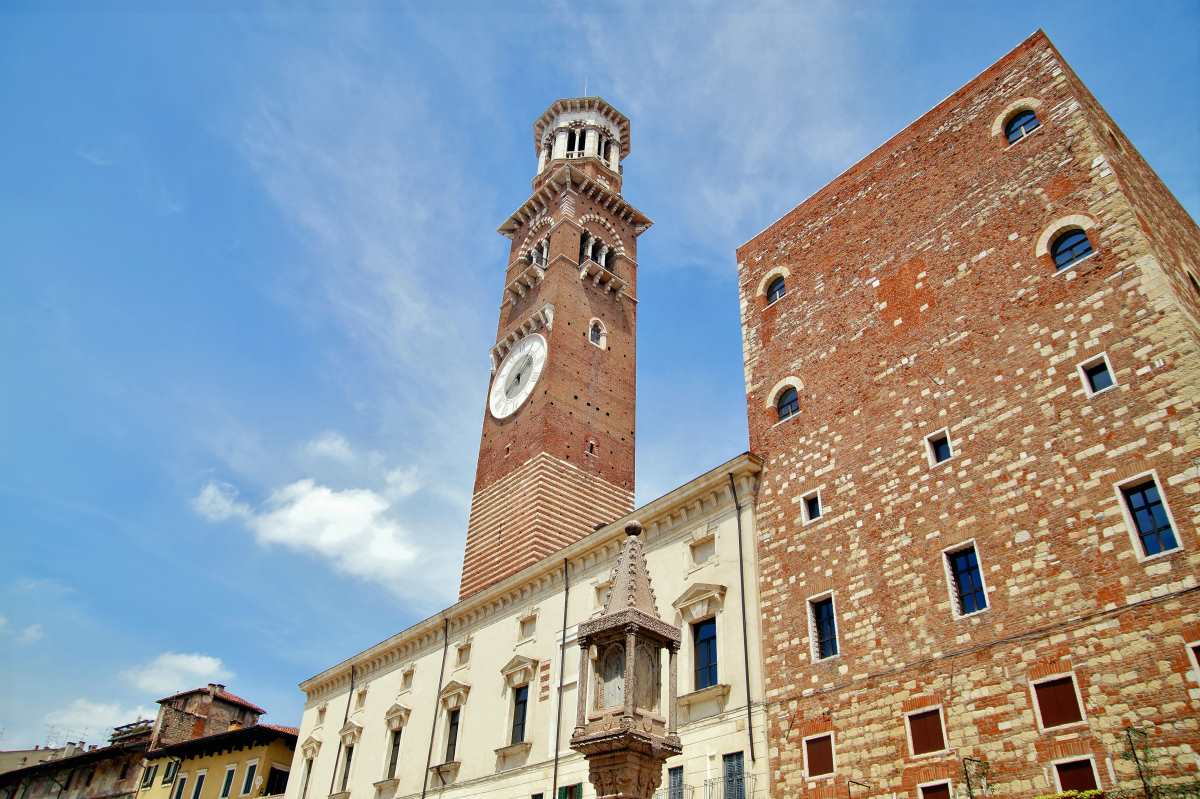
xmin=489 ymin=333 xmax=548 ymax=420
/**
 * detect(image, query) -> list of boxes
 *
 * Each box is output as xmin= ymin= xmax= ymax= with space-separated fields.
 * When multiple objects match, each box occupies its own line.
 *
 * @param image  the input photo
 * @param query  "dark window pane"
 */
xmin=949 ymin=547 xmax=987 ymax=614
xmin=805 ymin=494 xmax=821 ymax=521
xmin=767 ymin=277 xmax=786 ymax=303
xmin=388 ymin=729 xmax=402 ymax=778
xmin=1005 ymin=110 xmax=1040 ymax=143
xmin=908 ymin=709 xmax=946 ymax=755
xmin=512 ymin=685 xmax=529 ymax=744
xmin=446 ymin=710 xmax=460 ymax=762
xmin=930 ymin=434 xmax=952 ymax=463
xmin=1056 ymin=760 xmax=1098 ymax=791
xmin=1034 ymin=677 xmax=1084 ymax=728
xmin=221 ymin=769 xmax=235 ymax=798
xmin=777 ymin=388 xmax=799 ymax=421
xmin=339 ymin=747 xmax=352 ymax=792
xmin=812 ymin=598 xmax=838 ymax=659
xmin=243 ymin=763 xmax=257 ymax=795
xmin=1084 ymin=360 xmax=1113 ymax=393
xmin=668 ymin=766 xmax=684 ymax=799
xmin=1122 ymin=480 xmax=1178 ymax=556
xmin=805 ymin=735 xmax=834 ymax=776
xmin=693 ymin=618 xmax=718 ymax=690
xmin=921 ymin=784 xmax=951 ymax=799
xmin=1052 ymin=230 xmax=1094 ymax=270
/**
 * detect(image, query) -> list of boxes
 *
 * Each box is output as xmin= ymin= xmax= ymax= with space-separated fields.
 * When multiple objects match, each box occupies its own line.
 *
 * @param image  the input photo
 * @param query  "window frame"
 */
xmin=691 ymin=616 xmax=719 ymax=691
xmin=510 ymin=684 xmax=530 ymax=745
xmin=172 ymin=774 xmax=189 ymax=799
xmin=240 ymin=759 xmax=259 ymax=797
xmin=941 ymin=539 xmax=990 ymax=618
xmin=189 ymin=770 xmax=207 ymax=799
xmin=1029 ymin=671 xmax=1088 ymax=732
xmin=163 ymin=761 xmax=180 ymax=786
xmin=385 ymin=727 xmax=402 ymax=780
xmin=801 ymin=732 xmax=836 ymax=780
xmin=801 ymin=488 xmax=823 ymax=526
xmin=1050 ymin=755 xmax=1102 ymax=793
xmin=917 ymin=779 xmax=954 ymax=799
xmin=1046 ymin=229 xmax=1096 ymax=275
xmin=219 ymin=765 xmax=237 ymax=799
xmin=1114 ymin=470 xmax=1182 ymax=562
xmin=1004 ymin=109 xmax=1041 ymax=145
xmin=141 ymin=765 xmax=159 ymax=789
xmin=924 ymin=428 xmax=954 ymax=467
xmin=444 ymin=707 xmax=462 ymax=763
xmin=776 ymin=387 xmax=800 ymax=422
xmin=1076 ymin=352 xmax=1117 ymax=398
xmin=903 ymin=704 xmax=949 ymax=759
xmin=765 ymin=276 xmax=786 ymax=305
xmin=807 ymin=592 xmax=840 ymax=662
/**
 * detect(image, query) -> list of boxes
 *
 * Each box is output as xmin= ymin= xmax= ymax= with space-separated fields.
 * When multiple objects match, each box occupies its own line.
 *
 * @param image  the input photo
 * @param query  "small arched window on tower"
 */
xmin=776 ymin=387 xmax=800 ymax=421
xmin=766 ymin=276 xmax=787 ymax=304
xmin=1051 ymin=229 xmax=1094 ymax=271
xmin=588 ymin=318 xmax=607 ymax=349
xmin=1005 ymin=109 xmax=1040 ymax=145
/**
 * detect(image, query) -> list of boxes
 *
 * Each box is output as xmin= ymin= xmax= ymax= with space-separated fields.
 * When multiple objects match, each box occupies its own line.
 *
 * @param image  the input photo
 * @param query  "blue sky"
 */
xmin=1 ymin=1 xmax=1197 ymax=747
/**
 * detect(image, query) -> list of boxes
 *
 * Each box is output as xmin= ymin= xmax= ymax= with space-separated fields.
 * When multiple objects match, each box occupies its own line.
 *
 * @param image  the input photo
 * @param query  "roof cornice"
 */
xmin=498 ymin=165 xmax=652 ymax=238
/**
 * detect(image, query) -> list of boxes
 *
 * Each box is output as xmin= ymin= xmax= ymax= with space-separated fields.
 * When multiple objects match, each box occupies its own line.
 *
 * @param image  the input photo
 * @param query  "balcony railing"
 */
xmin=654 ymin=776 xmax=755 ymax=799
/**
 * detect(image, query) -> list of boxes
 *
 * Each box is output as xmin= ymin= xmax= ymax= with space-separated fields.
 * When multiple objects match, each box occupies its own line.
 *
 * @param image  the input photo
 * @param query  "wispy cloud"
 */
xmin=304 ymin=431 xmax=354 ymax=463
xmin=16 ymin=624 xmax=44 ymax=645
xmin=121 ymin=652 xmax=233 ymax=695
xmin=44 ymin=699 xmax=152 ymax=745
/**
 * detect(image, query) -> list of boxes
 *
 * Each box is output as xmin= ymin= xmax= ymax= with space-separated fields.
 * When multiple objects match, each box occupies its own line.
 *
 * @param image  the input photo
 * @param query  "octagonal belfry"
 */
xmin=570 ymin=521 xmax=681 ymax=799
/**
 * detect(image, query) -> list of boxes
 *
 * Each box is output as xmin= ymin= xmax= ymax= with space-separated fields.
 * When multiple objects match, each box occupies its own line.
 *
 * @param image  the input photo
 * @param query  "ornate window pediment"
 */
xmin=338 ymin=720 xmax=362 ymax=747
xmin=384 ymin=703 xmax=410 ymax=731
xmin=501 ymin=655 xmax=538 ymax=688
xmin=300 ymin=734 xmax=321 ymax=759
xmin=439 ymin=680 xmax=471 ymax=710
xmin=672 ymin=583 xmax=727 ymax=623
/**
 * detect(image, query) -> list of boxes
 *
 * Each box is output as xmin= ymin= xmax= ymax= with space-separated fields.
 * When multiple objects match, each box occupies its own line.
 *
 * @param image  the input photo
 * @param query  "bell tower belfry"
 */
xmin=459 ymin=97 xmax=651 ymax=600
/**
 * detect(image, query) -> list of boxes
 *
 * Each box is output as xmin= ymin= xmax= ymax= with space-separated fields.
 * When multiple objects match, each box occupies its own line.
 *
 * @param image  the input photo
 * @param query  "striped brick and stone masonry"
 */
xmin=460 ymin=97 xmax=650 ymax=599
xmin=736 ymin=30 xmax=1200 ymax=797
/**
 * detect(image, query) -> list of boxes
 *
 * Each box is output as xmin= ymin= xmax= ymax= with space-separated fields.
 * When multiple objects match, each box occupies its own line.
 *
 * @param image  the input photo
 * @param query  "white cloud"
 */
xmin=44 ymin=699 xmax=152 ymax=745
xmin=304 ymin=431 xmax=355 ymax=463
xmin=16 ymin=624 xmax=44 ymax=645
xmin=0 ymin=614 xmax=7 ymax=631
xmin=122 ymin=652 xmax=233 ymax=695
xmin=192 ymin=480 xmax=250 ymax=522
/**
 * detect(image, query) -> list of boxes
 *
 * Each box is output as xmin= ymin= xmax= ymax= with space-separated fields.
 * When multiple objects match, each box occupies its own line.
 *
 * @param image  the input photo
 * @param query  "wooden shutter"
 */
xmin=1034 ymin=676 xmax=1083 ymax=728
xmin=805 ymin=735 xmax=834 ymax=776
xmin=1056 ymin=759 xmax=1098 ymax=791
xmin=920 ymin=784 xmax=951 ymax=799
xmin=908 ymin=709 xmax=946 ymax=755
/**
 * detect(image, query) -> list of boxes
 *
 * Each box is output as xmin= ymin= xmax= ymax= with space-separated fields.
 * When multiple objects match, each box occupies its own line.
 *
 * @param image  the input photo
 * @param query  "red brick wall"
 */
xmin=737 ymin=31 xmax=1200 ymax=796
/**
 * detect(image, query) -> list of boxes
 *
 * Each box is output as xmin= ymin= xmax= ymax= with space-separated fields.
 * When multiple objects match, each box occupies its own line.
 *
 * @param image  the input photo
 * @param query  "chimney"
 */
xmin=207 ymin=683 xmax=226 ymax=695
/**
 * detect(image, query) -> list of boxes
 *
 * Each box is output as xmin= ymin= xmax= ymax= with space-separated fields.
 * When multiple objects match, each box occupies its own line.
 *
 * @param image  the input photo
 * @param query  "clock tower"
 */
xmin=459 ymin=97 xmax=651 ymax=599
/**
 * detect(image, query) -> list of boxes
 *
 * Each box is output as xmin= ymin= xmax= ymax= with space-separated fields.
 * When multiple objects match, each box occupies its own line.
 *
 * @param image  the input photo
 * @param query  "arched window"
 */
xmin=1051 ymin=229 xmax=1094 ymax=271
xmin=588 ymin=319 xmax=607 ymax=348
xmin=1005 ymin=109 xmax=1040 ymax=144
xmin=766 ymin=276 xmax=786 ymax=304
xmin=776 ymin=387 xmax=799 ymax=421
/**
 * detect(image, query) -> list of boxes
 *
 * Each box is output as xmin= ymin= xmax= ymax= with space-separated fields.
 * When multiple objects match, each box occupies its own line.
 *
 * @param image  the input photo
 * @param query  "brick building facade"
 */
xmin=736 ymin=30 xmax=1199 ymax=797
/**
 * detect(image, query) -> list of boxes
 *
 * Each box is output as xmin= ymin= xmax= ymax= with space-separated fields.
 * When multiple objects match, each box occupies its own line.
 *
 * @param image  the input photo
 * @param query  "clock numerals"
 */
xmin=489 ymin=333 xmax=547 ymax=420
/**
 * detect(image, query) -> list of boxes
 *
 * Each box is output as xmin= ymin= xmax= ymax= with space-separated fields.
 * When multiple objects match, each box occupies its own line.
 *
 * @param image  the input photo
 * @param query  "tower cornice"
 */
xmin=533 ymin=97 xmax=631 ymax=157
xmin=498 ymin=165 xmax=652 ymax=239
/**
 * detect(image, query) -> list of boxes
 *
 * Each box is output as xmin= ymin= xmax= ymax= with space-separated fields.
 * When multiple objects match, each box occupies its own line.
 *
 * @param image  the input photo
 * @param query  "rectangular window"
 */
xmin=926 ymin=430 xmax=953 ymax=465
xmin=241 ymin=762 xmax=257 ymax=797
xmin=338 ymin=747 xmax=351 ymax=793
xmin=300 ymin=759 xmax=312 ymax=799
xmin=172 ymin=775 xmax=188 ymax=799
xmin=810 ymin=596 xmax=838 ymax=660
xmin=722 ymin=752 xmax=745 ymax=799
xmin=220 ymin=767 xmax=236 ymax=799
xmin=1054 ymin=758 xmax=1099 ymax=791
xmin=511 ymin=685 xmax=529 ymax=744
xmin=519 ymin=616 xmax=536 ymax=640
xmin=1079 ymin=354 xmax=1116 ymax=396
xmin=264 ymin=767 xmax=288 ymax=796
xmin=190 ymin=772 xmax=206 ymax=799
xmin=920 ymin=783 xmax=951 ymax=799
xmin=164 ymin=761 xmax=179 ymax=785
xmin=945 ymin=544 xmax=988 ymax=615
xmin=445 ymin=709 xmax=460 ymax=763
xmin=802 ymin=490 xmax=822 ymax=524
xmin=692 ymin=618 xmax=718 ymax=690
xmin=906 ymin=707 xmax=947 ymax=756
xmin=1120 ymin=477 xmax=1179 ymax=557
xmin=668 ymin=766 xmax=683 ymax=799
xmin=1033 ymin=675 xmax=1085 ymax=729
xmin=387 ymin=729 xmax=402 ymax=779
xmin=141 ymin=765 xmax=158 ymax=789
xmin=456 ymin=643 xmax=471 ymax=667
xmin=557 ymin=785 xmax=582 ymax=799
xmin=804 ymin=734 xmax=834 ymax=778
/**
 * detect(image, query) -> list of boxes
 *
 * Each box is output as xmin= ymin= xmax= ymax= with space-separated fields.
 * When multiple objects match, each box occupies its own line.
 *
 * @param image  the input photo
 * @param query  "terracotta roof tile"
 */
xmin=156 ymin=687 xmax=267 ymax=715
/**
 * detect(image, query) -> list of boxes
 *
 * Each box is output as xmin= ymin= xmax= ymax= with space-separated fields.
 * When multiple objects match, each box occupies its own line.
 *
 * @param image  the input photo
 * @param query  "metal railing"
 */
xmin=654 ymin=776 xmax=755 ymax=799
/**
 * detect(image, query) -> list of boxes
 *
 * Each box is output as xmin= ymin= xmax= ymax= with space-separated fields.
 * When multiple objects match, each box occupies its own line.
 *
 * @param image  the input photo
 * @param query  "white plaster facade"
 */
xmin=285 ymin=454 xmax=767 ymax=799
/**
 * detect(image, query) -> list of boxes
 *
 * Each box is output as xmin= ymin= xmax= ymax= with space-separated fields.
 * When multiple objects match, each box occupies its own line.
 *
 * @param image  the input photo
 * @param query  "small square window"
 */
xmin=1078 ymin=353 xmax=1116 ymax=396
xmin=809 ymin=595 xmax=839 ymax=660
xmin=690 ymin=534 xmax=716 ymax=568
xmin=925 ymin=430 xmax=953 ymax=465
xmin=803 ymin=733 xmax=834 ymax=778
xmin=1054 ymin=758 xmax=1099 ymax=792
xmin=906 ymin=707 xmax=947 ymax=756
xmin=1032 ymin=674 xmax=1085 ymax=730
xmin=519 ymin=615 xmax=536 ymax=641
xmin=400 ymin=669 xmax=414 ymax=691
xmin=802 ymin=490 xmax=822 ymax=524
xmin=456 ymin=643 xmax=471 ymax=667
